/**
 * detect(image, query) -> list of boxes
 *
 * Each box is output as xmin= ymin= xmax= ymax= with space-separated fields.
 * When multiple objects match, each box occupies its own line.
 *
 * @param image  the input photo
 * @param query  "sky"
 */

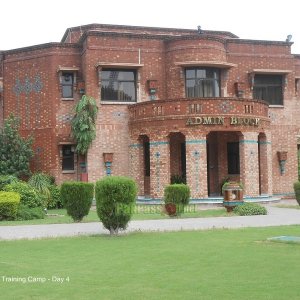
xmin=1 ymin=0 xmax=299 ymax=54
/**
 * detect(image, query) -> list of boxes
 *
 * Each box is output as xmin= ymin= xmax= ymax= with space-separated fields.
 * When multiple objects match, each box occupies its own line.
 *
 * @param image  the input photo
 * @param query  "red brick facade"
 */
xmin=0 ymin=24 xmax=300 ymax=200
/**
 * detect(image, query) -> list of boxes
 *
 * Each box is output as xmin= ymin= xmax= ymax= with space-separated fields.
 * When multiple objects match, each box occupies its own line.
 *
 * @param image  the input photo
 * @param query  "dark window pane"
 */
xmin=253 ymin=74 xmax=283 ymax=105
xmin=255 ymin=74 xmax=282 ymax=85
xmin=62 ymin=86 xmax=73 ymax=98
xmin=62 ymin=145 xmax=74 ymax=171
xmin=144 ymin=142 xmax=150 ymax=176
xmin=120 ymin=82 xmax=135 ymax=101
xmin=196 ymin=69 xmax=206 ymax=78
xmin=186 ymin=69 xmax=195 ymax=79
xmin=185 ymin=68 xmax=220 ymax=98
xmin=61 ymin=73 xmax=74 ymax=98
xmin=102 ymin=71 xmax=111 ymax=80
xmin=227 ymin=142 xmax=240 ymax=174
xmin=118 ymin=71 xmax=135 ymax=81
xmin=101 ymin=69 xmax=136 ymax=102
xmin=62 ymin=73 xmax=73 ymax=84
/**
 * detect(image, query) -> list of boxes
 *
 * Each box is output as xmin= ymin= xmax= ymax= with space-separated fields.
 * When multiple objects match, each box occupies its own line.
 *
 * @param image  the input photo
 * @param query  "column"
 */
xmin=185 ymin=134 xmax=208 ymax=199
xmin=129 ymin=138 xmax=144 ymax=196
xmin=149 ymin=136 xmax=170 ymax=199
xmin=258 ymin=131 xmax=273 ymax=196
xmin=239 ymin=132 xmax=259 ymax=197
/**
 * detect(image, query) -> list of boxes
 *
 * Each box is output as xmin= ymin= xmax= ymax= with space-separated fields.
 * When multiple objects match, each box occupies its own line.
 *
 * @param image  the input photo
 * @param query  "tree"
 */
xmin=71 ymin=95 xmax=98 ymax=155
xmin=0 ymin=114 xmax=33 ymax=177
xmin=95 ymin=176 xmax=137 ymax=235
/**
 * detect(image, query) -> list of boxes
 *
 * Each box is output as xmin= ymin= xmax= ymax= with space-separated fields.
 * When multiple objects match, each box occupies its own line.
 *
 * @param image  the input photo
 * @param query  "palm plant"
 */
xmin=28 ymin=173 xmax=52 ymax=208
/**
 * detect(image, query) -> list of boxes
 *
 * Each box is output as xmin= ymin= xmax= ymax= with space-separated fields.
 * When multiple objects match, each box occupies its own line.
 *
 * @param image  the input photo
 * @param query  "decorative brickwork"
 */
xmin=1 ymin=23 xmax=299 ymax=199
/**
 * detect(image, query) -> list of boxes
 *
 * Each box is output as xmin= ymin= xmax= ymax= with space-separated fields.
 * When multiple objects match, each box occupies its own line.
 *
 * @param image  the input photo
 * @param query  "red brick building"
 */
xmin=0 ymin=24 xmax=300 ymax=201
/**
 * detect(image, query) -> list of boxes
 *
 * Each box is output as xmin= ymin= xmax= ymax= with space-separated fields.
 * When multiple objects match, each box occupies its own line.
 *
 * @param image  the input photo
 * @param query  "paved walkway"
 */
xmin=1 ymin=201 xmax=300 ymax=240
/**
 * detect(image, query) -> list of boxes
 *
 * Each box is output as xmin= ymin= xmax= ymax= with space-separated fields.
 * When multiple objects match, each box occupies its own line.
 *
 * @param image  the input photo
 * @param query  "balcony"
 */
xmin=128 ymin=97 xmax=270 ymax=132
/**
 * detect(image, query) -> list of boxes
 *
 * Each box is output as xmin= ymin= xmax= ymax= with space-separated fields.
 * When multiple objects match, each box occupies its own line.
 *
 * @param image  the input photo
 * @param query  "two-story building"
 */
xmin=1 ymin=23 xmax=300 ymax=201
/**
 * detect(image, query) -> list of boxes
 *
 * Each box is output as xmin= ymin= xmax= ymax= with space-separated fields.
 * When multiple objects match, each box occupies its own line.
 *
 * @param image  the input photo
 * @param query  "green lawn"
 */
xmin=1 ymin=226 xmax=300 ymax=299
xmin=276 ymin=204 xmax=300 ymax=209
xmin=0 ymin=205 xmax=233 ymax=226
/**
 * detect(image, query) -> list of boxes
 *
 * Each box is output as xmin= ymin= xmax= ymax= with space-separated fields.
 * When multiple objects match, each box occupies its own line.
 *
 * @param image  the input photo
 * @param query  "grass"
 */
xmin=275 ymin=205 xmax=300 ymax=209
xmin=1 ymin=226 xmax=300 ymax=299
xmin=0 ymin=205 xmax=233 ymax=226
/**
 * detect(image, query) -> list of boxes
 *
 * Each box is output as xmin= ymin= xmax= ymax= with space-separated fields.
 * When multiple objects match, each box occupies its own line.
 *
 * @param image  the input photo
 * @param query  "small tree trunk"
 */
xmin=109 ymin=227 xmax=119 ymax=235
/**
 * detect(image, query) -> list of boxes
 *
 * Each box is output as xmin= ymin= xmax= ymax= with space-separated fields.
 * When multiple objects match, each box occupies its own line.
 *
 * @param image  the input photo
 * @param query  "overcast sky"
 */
xmin=1 ymin=0 xmax=299 ymax=54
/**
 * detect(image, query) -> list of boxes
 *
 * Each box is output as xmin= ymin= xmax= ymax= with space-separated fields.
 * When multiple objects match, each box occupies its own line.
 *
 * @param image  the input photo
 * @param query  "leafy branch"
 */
xmin=71 ymin=95 xmax=98 ymax=155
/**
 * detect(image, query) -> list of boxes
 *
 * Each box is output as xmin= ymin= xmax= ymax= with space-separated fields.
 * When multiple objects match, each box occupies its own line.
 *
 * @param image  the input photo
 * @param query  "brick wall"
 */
xmin=1 ymin=24 xmax=299 ymax=199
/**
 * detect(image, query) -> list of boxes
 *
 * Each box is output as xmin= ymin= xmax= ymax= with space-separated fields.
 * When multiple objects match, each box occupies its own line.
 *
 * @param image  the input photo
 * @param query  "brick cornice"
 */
xmin=61 ymin=23 xmax=238 ymax=42
xmin=227 ymin=38 xmax=292 ymax=47
xmin=2 ymin=43 xmax=81 ymax=55
xmin=79 ymin=30 xmax=229 ymax=45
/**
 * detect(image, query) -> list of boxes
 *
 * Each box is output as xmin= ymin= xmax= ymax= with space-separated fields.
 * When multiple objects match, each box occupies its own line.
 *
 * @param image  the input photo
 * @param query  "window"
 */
xmin=296 ymin=78 xmax=300 ymax=95
xmin=101 ymin=69 xmax=136 ymax=102
xmin=62 ymin=145 xmax=74 ymax=171
xmin=61 ymin=72 xmax=74 ymax=98
xmin=186 ymin=67 xmax=220 ymax=98
xmin=144 ymin=141 xmax=150 ymax=176
xmin=227 ymin=142 xmax=240 ymax=174
xmin=253 ymin=74 xmax=283 ymax=105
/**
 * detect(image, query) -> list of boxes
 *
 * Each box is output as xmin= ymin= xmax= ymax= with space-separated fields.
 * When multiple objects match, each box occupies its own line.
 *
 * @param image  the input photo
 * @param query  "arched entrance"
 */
xmin=169 ymin=132 xmax=186 ymax=183
xmin=207 ymin=131 xmax=241 ymax=196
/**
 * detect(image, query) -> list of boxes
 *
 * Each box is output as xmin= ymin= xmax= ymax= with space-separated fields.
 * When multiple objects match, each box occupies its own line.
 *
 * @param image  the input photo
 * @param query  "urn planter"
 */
xmin=222 ymin=181 xmax=244 ymax=212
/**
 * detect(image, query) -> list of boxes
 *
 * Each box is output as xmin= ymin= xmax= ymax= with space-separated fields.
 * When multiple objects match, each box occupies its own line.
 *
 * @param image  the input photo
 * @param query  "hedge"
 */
xmin=16 ymin=205 xmax=45 ymax=220
xmin=0 ymin=191 xmax=20 ymax=221
xmin=233 ymin=202 xmax=267 ymax=216
xmin=3 ymin=181 xmax=42 ymax=208
xmin=61 ymin=182 xmax=94 ymax=222
xmin=47 ymin=185 xmax=62 ymax=209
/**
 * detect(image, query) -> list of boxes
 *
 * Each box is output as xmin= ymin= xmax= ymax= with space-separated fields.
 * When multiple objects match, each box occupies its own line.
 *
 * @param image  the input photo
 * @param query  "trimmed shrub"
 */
xmin=293 ymin=182 xmax=300 ymax=206
xmin=0 ymin=191 xmax=20 ymax=220
xmin=164 ymin=184 xmax=190 ymax=216
xmin=3 ymin=181 xmax=42 ymax=208
xmin=47 ymin=185 xmax=62 ymax=209
xmin=0 ymin=175 xmax=19 ymax=190
xmin=95 ymin=176 xmax=137 ymax=235
xmin=16 ymin=205 xmax=45 ymax=220
xmin=61 ymin=182 xmax=94 ymax=222
xmin=233 ymin=202 xmax=267 ymax=216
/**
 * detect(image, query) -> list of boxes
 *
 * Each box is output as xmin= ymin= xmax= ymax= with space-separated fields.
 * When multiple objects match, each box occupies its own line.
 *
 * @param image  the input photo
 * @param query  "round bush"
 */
xmin=16 ymin=205 xmax=45 ymax=220
xmin=47 ymin=185 xmax=62 ymax=209
xmin=0 ymin=191 xmax=20 ymax=220
xmin=95 ymin=176 xmax=137 ymax=235
xmin=293 ymin=181 xmax=300 ymax=206
xmin=164 ymin=184 xmax=190 ymax=216
xmin=61 ymin=182 xmax=94 ymax=222
xmin=233 ymin=202 xmax=267 ymax=216
xmin=3 ymin=181 xmax=42 ymax=208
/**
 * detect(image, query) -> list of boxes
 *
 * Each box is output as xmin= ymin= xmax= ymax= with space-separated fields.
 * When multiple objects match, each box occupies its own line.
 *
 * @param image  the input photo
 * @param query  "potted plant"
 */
xmin=163 ymin=184 xmax=190 ymax=217
xmin=222 ymin=181 xmax=244 ymax=212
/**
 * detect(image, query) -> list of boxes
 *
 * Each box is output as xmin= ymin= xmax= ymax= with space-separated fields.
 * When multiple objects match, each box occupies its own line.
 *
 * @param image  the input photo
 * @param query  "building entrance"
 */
xmin=206 ymin=131 xmax=241 ymax=196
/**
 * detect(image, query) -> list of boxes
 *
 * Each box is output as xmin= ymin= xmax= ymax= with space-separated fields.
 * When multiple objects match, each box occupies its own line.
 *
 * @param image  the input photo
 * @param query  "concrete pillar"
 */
xmin=239 ymin=132 xmax=259 ymax=197
xmin=185 ymin=134 xmax=208 ymax=199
